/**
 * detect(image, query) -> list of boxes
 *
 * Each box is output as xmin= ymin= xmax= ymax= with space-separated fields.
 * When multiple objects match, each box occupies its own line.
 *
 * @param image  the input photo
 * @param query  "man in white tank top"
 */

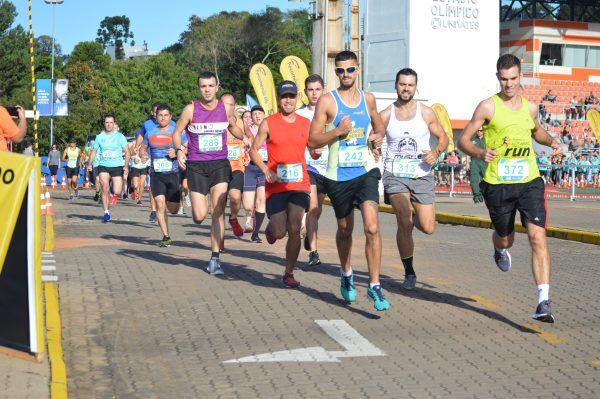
xmin=380 ymin=68 xmax=448 ymax=290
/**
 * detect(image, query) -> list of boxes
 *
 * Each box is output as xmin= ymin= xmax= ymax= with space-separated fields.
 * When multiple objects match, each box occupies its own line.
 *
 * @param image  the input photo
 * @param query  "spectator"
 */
xmin=543 ymin=90 xmax=557 ymax=103
xmin=591 ymin=151 xmax=600 ymax=186
xmin=537 ymin=151 xmax=550 ymax=184
xmin=577 ymin=98 xmax=585 ymax=120
xmin=586 ymin=91 xmax=598 ymax=105
xmin=0 ymin=105 xmax=27 ymax=151
xmin=445 ymin=151 xmax=460 ymax=185
xmin=539 ymin=104 xmax=547 ymax=119
xmin=22 ymin=138 xmax=34 ymax=156
xmin=569 ymin=96 xmax=578 ymax=119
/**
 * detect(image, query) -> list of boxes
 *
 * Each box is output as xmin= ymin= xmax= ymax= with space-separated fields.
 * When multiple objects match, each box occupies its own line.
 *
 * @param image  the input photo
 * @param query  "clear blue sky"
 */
xmin=13 ymin=0 xmax=308 ymax=54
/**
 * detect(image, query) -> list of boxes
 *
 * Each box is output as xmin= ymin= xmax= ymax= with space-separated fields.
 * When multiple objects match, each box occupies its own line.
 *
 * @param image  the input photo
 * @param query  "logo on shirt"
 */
xmin=398 ymin=137 xmax=418 ymax=158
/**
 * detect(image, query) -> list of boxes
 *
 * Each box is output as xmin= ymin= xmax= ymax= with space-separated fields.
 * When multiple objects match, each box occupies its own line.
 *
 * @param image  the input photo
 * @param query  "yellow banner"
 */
xmin=587 ymin=109 xmax=600 ymax=142
xmin=280 ymin=55 xmax=310 ymax=108
xmin=0 ymin=151 xmax=35 ymax=275
xmin=250 ymin=63 xmax=277 ymax=116
xmin=431 ymin=103 xmax=455 ymax=152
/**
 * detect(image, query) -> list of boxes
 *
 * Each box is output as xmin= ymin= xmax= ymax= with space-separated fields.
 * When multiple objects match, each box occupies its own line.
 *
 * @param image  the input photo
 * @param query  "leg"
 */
xmin=360 ymin=201 xmax=382 ymax=285
xmin=335 ymin=213 xmax=354 ymax=274
xmin=154 ymin=195 xmax=169 ymax=237
xmin=229 ymin=189 xmax=242 ymax=219
xmin=149 ymin=190 xmax=157 ymax=212
xmin=284 ymin=204 xmax=305 ymax=274
xmin=412 ymin=201 xmax=435 ymax=235
xmin=189 ymin=191 xmax=209 ymax=224
xmin=389 ymin=193 xmax=415 ymax=259
xmin=253 ymin=186 xmax=267 ymax=237
xmin=306 ymin=184 xmax=320 ymax=251
xmin=132 ymin=176 xmax=140 ymax=198
xmin=99 ymin=172 xmax=111 ymax=211
xmin=209 ymin=183 xmax=229 ymax=253
xmin=111 ymin=175 xmax=123 ymax=201
xmin=242 ymin=190 xmax=256 ymax=226
xmin=527 ymin=223 xmax=550 ymax=285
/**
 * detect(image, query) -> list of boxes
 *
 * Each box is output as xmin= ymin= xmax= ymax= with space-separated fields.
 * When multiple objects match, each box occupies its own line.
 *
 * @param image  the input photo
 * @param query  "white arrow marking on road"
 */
xmin=223 ymin=320 xmax=385 ymax=363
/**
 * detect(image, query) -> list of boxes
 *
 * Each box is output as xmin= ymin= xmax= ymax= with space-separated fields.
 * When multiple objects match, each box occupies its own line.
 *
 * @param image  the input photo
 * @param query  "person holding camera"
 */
xmin=0 ymin=105 xmax=27 ymax=152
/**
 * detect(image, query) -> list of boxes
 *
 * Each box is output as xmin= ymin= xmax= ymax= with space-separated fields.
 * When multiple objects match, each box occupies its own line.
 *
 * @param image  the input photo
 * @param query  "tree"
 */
xmin=0 ymin=1 xmax=28 ymax=99
xmin=68 ymin=41 xmax=110 ymax=71
xmin=96 ymin=15 xmax=134 ymax=60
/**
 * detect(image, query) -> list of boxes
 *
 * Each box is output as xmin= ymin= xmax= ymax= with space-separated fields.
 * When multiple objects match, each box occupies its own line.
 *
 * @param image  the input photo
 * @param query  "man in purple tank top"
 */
xmin=173 ymin=71 xmax=245 ymax=275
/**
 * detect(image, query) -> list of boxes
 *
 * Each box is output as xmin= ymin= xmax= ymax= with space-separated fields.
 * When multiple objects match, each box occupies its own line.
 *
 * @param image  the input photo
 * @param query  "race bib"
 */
xmin=277 ymin=163 xmax=303 ymax=183
xmin=102 ymin=150 xmax=117 ymax=159
xmin=497 ymin=158 xmax=530 ymax=182
xmin=153 ymin=158 xmax=172 ymax=173
xmin=392 ymin=157 xmax=421 ymax=178
xmin=258 ymin=148 xmax=268 ymax=162
xmin=306 ymin=147 xmax=328 ymax=166
xmin=228 ymin=146 xmax=241 ymax=160
xmin=338 ymin=145 xmax=368 ymax=168
xmin=198 ymin=134 xmax=222 ymax=152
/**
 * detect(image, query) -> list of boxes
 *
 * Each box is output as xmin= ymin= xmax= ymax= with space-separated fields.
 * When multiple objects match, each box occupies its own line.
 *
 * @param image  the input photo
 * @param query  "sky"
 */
xmin=13 ymin=0 xmax=308 ymax=55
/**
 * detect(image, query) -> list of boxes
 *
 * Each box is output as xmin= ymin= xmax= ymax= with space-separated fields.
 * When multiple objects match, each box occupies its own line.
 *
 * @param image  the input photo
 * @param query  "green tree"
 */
xmin=0 ymin=0 xmax=28 ymax=100
xmin=68 ymin=41 xmax=110 ymax=71
xmin=96 ymin=15 xmax=134 ymax=60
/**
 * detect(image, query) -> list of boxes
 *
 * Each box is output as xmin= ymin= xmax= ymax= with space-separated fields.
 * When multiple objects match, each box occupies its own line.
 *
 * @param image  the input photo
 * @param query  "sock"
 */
xmin=537 ymin=284 xmax=549 ymax=304
xmin=104 ymin=210 xmax=109 ymax=214
xmin=254 ymin=212 xmax=266 ymax=234
xmin=369 ymin=282 xmax=380 ymax=289
xmin=341 ymin=268 xmax=353 ymax=277
xmin=211 ymin=251 xmax=220 ymax=259
xmin=494 ymin=247 xmax=507 ymax=254
xmin=401 ymin=256 xmax=416 ymax=276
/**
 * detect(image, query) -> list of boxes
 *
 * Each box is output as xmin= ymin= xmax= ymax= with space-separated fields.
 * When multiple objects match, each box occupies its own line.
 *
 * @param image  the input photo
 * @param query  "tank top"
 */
xmin=249 ymin=124 xmax=268 ymax=165
xmin=265 ymin=113 xmax=311 ymax=198
xmin=185 ymin=100 xmax=228 ymax=162
xmin=227 ymin=131 xmax=245 ymax=173
xmin=383 ymin=102 xmax=432 ymax=178
xmin=66 ymin=147 xmax=79 ymax=168
xmin=325 ymin=90 xmax=378 ymax=182
xmin=298 ymin=105 xmax=329 ymax=176
xmin=483 ymin=95 xmax=539 ymax=185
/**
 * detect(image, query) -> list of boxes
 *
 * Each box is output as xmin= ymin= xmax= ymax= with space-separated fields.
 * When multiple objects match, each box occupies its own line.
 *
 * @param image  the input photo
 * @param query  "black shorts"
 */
xmin=97 ymin=166 xmax=124 ymax=178
xmin=309 ymin=170 xmax=327 ymax=195
xmin=64 ymin=166 xmax=79 ymax=179
xmin=187 ymin=159 xmax=231 ymax=195
xmin=481 ymin=177 xmax=547 ymax=237
xmin=49 ymin=165 xmax=59 ymax=176
xmin=150 ymin=173 xmax=181 ymax=203
xmin=178 ymin=169 xmax=187 ymax=185
xmin=130 ymin=167 xmax=148 ymax=178
xmin=229 ymin=170 xmax=244 ymax=192
xmin=266 ymin=191 xmax=310 ymax=218
xmin=325 ymin=168 xmax=381 ymax=219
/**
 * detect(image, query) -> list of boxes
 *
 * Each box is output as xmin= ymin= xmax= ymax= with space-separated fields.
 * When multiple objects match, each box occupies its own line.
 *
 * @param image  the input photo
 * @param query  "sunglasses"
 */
xmin=335 ymin=66 xmax=357 ymax=75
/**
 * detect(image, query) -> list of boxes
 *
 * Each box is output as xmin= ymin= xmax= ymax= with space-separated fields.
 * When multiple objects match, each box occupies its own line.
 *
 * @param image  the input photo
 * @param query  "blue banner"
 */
xmin=36 ymin=79 xmax=68 ymax=116
xmin=36 ymin=79 xmax=52 ymax=116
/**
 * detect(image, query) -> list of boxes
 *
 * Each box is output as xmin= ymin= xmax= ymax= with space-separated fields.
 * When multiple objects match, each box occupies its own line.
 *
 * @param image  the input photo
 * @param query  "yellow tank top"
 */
xmin=67 ymin=148 xmax=79 ymax=168
xmin=482 ymin=95 xmax=539 ymax=185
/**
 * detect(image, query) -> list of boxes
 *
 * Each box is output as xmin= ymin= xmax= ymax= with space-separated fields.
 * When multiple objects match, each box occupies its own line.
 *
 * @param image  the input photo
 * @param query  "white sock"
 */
xmin=537 ymin=284 xmax=549 ymax=304
xmin=341 ymin=268 xmax=353 ymax=277
xmin=494 ymin=247 xmax=507 ymax=254
xmin=369 ymin=282 xmax=380 ymax=289
xmin=105 ymin=210 xmax=109 ymax=214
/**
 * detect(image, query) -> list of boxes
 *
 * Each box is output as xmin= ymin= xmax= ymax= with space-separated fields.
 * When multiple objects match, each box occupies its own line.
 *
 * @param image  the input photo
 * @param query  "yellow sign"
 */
xmin=280 ymin=55 xmax=310 ymax=108
xmin=587 ymin=109 xmax=600 ymax=142
xmin=250 ymin=63 xmax=277 ymax=115
xmin=431 ymin=103 xmax=454 ymax=152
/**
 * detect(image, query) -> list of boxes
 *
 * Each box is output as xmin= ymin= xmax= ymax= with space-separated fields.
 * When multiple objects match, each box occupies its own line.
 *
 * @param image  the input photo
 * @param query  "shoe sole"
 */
xmin=307 ymin=261 xmax=321 ymax=267
xmin=367 ymin=293 xmax=390 ymax=311
xmin=533 ymin=313 xmax=555 ymax=323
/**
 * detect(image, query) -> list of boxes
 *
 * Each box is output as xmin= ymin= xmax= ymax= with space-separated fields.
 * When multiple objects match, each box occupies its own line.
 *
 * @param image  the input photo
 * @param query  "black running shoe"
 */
xmin=307 ymin=251 xmax=321 ymax=267
xmin=533 ymin=300 xmax=555 ymax=323
xmin=93 ymin=191 xmax=100 ymax=202
xmin=149 ymin=211 xmax=157 ymax=224
xmin=251 ymin=234 xmax=263 ymax=243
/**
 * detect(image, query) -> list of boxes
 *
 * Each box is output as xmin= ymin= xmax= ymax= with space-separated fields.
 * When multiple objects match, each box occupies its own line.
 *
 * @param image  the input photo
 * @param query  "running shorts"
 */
xmin=243 ymin=164 xmax=265 ymax=192
xmin=130 ymin=167 xmax=148 ymax=178
xmin=383 ymin=171 xmax=435 ymax=205
xmin=49 ymin=165 xmax=59 ymax=176
xmin=266 ymin=190 xmax=310 ymax=218
xmin=186 ymin=159 xmax=231 ymax=195
xmin=229 ymin=170 xmax=244 ymax=192
xmin=64 ymin=166 xmax=79 ymax=179
xmin=308 ymin=170 xmax=328 ymax=195
xmin=150 ymin=173 xmax=181 ymax=203
xmin=97 ymin=166 xmax=124 ymax=178
xmin=325 ymin=168 xmax=381 ymax=219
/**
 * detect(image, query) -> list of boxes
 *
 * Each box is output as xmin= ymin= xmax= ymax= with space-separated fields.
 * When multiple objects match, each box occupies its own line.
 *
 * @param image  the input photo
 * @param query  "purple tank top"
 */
xmin=186 ymin=100 xmax=229 ymax=162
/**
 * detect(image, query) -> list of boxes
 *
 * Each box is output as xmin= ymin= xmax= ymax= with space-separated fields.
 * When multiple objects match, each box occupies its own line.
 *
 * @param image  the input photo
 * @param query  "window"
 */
xmin=564 ymin=44 xmax=587 ymax=67
xmin=540 ymin=43 xmax=563 ymax=66
xmin=588 ymin=46 xmax=600 ymax=69
xmin=540 ymin=43 xmax=600 ymax=68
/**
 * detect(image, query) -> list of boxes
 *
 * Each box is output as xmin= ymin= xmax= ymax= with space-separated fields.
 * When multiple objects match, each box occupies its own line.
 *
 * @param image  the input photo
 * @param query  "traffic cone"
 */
xmin=40 ymin=192 xmax=47 ymax=216
xmin=45 ymin=191 xmax=54 ymax=216
xmin=61 ymin=179 xmax=66 ymax=190
xmin=41 ymin=176 xmax=46 ymax=190
xmin=84 ymin=175 xmax=90 ymax=189
xmin=51 ymin=176 xmax=57 ymax=189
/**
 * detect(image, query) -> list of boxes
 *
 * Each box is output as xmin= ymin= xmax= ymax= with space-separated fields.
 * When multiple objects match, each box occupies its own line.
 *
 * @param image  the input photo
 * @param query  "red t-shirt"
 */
xmin=0 ymin=107 xmax=19 ymax=152
xmin=265 ymin=113 xmax=310 ymax=198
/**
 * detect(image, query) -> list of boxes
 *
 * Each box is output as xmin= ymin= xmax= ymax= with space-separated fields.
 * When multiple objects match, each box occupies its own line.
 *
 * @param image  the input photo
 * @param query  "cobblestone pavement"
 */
xmin=47 ymin=191 xmax=599 ymax=398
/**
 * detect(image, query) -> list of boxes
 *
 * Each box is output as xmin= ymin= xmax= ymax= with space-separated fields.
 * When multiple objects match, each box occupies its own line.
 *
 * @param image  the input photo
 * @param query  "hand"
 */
xmin=479 ymin=147 xmax=498 ymax=163
xmin=264 ymin=169 xmax=279 ymax=183
xmin=167 ymin=148 xmax=176 ymax=159
xmin=337 ymin=116 xmax=352 ymax=136
xmin=16 ymin=105 xmax=25 ymax=120
xmin=177 ymin=150 xmax=187 ymax=170
xmin=421 ymin=149 xmax=438 ymax=165
xmin=367 ymin=132 xmax=383 ymax=149
xmin=550 ymin=140 xmax=563 ymax=157
xmin=242 ymin=136 xmax=251 ymax=148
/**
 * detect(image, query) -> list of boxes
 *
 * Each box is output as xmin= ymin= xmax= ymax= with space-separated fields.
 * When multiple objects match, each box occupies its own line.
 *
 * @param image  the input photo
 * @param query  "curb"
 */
xmin=45 ymin=282 xmax=67 ymax=399
xmin=323 ymin=199 xmax=600 ymax=245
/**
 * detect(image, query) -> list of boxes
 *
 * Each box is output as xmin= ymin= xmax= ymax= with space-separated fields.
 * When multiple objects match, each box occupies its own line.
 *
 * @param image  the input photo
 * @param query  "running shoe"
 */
xmin=149 ymin=211 xmax=157 ymax=224
xmin=493 ymin=249 xmax=512 ymax=272
xmin=184 ymin=194 xmax=191 ymax=207
xmin=304 ymin=236 xmax=311 ymax=252
xmin=265 ymin=228 xmax=276 ymax=244
xmin=159 ymin=236 xmax=172 ymax=248
xmin=367 ymin=285 xmax=390 ymax=311
xmin=136 ymin=200 xmax=143 ymax=206
xmin=177 ymin=207 xmax=184 ymax=215
xmin=207 ymin=257 xmax=224 ymax=275
xmin=340 ymin=273 xmax=356 ymax=302
xmin=282 ymin=272 xmax=300 ymax=288
xmin=533 ymin=300 xmax=555 ymax=323
xmin=229 ymin=217 xmax=244 ymax=237
xmin=402 ymin=274 xmax=417 ymax=290
xmin=103 ymin=212 xmax=110 ymax=223
xmin=69 ymin=194 xmax=74 ymax=202
xmin=307 ymin=251 xmax=321 ymax=267
xmin=122 ymin=192 xmax=128 ymax=200
xmin=251 ymin=234 xmax=263 ymax=243
xmin=244 ymin=219 xmax=254 ymax=233
xmin=93 ymin=191 xmax=100 ymax=202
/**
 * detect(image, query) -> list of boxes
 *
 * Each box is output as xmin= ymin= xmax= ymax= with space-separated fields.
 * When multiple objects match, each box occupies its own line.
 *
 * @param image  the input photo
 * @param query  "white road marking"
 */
xmin=223 ymin=320 xmax=385 ymax=363
xmin=42 ymin=266 xmax=56 ymax=271
xmin=42 ymin=275 xmax=58 ymax=282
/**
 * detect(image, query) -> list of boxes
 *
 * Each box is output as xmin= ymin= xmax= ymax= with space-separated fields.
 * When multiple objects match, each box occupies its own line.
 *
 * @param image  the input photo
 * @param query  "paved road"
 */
xmin=47 ymin=191 xmax=599 ymax=398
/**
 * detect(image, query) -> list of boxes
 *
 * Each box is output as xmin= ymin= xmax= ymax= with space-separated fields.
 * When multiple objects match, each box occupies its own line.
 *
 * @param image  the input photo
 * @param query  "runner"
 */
xmin=249 ymin=81 xmax=311 ymax=288
xmin=46 ymin=144 xmax=61 ymax=187
xmin=242 ymin=105 xmax=267 ymax=243
xmin=379 ymin=68 xmax=449 ymax=290
xmin=87 ymin=115 xmax=130 ymax=222
xmin=130 ymin=130 xmax=150 ymax=205
xmin=140 ymin=104 xmax=185 ymax=247
xmin=296 ymin=74 xmax=327 ymax=267
xmin=173 ymin=71 xmax=245 ymax=275
xmin=308 ymin=50 xmax=389 ymax=311
xmin=458 ymin=54 xmax=563 ymax=323
xmin=61 ymin=138 xmax=83 ymax=201
xmin=221 ymin=93 xmax=247 ymax=238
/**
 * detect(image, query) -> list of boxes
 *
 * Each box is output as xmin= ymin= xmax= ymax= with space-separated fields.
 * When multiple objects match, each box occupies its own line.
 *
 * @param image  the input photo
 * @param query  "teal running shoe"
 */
xmin=340 ymin=273 xmax=356 ymax=302
xmin=367 ymin=285 xmax=390 ymax=311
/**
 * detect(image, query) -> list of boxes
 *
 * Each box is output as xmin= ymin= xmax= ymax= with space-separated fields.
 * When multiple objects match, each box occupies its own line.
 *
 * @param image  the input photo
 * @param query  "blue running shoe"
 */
xmin=103 ymin=212 xmax=110 ymax=223
xmin=340 ymin=273 xmax=356 ymax=302
xmin=367 ymin=285 xmax=390 ymax=311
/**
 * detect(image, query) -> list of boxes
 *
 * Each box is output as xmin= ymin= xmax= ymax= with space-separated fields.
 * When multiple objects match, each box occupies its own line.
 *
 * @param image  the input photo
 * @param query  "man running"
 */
xmin=458 ymin=54 xmax=562 ymax=323
xmin=88 ymin=115 xmax=130 ymax=222
xmin=62 ymin=138 xmax=83 ymax=200
xmin=379 ymin=68 xmax=448 ymax=290
xmin=296 ymin=74 xmax=327 ymax=267
xmin=250 ymin=81 xmax=311 ymax=288
xmin=309 ymin=50 xmax=389 ymax=311
xmin=173 ymin=71 xmax=245 ymax=275
xmin=140 ymin=104 xmax=185 ymax=247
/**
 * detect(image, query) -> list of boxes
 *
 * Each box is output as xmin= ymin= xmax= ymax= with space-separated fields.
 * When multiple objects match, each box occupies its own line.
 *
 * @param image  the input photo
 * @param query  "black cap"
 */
xmin=68 ymin=137 xmax=76 ymax=143
xmin=250 ymin=105 xmax=264 ymax=113
xmin=277 ymin=80 xmax=298 ymax=97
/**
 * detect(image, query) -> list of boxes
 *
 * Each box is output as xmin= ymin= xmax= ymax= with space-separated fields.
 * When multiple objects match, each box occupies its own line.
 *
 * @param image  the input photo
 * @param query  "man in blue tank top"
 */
xmin=308 ymin=50 xmax=389 ymax=311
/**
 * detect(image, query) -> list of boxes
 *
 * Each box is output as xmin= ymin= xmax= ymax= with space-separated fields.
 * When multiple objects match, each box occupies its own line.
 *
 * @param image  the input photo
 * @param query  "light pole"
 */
xmin=43 ymin=0 xmax=64 ymax=147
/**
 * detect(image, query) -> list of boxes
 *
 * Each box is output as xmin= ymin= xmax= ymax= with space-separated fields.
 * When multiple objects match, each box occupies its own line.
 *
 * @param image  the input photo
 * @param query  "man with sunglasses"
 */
xmin=308 ymin=51 xmax=389 ymax=311
xmin=250 ymin=81 xmax=311 ymax=288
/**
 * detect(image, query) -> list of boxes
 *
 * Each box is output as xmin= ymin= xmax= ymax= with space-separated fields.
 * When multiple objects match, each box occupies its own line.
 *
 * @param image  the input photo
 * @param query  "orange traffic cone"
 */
xmin=51 ymin=176 xmax=57 ymax=189
xmin=41 ymin=176 xmax=46 ymax=190
xmin=61 ymin=178 xmax=66 ymax=190
xmin=45 ymin=191 xmax=54 ymax=216
xmin=84 ymin=175 xmax=90 ymax=189
xmin=40 ymin=192 xmax=47 ymax=216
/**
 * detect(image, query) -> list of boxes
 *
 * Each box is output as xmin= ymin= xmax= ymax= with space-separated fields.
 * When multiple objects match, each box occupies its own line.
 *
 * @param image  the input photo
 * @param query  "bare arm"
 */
xmin=421 ymin=105 xmax=450 ymax=165
xmin=364 ymin=92 xmax=385 ymax=152
xmin=122 ymin=144 xmax=131 ymax=171
xmin=87 ymin=148 xmax=97 ymax=170
xmin=225 ymin=106 xmax=244 ymax=140
xmin=458 ymin=99 xmax=497 ymax=163
xmin=308 ymin=93 xmax=352 ymax=148
xmin=249 ymin=120 xmax=277 ymax=183
xmin=61 ymin=149 xmax=68 ymax=162
xmin=174 ymin=103 xmax=194 ymax=169
xmin=11 ymin=106 xmax=27 ymax=144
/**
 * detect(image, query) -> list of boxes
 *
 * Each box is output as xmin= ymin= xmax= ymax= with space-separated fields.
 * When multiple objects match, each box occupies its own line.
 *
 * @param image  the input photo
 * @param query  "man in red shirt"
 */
xmin=249 ymin=81 xmax=311 ymax=288
xmin=0 ymin=105 xmax=27 ymax=151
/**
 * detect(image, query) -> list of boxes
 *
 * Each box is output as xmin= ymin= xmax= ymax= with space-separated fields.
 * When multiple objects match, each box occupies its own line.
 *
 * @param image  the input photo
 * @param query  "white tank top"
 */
xmin=383 ymin=102 xmax=432 ymax=178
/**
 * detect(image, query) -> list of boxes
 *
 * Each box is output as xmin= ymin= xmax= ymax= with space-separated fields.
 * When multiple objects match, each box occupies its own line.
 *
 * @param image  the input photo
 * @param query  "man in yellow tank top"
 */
xmin=458 ymin=54 xmax=562 ymax=323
